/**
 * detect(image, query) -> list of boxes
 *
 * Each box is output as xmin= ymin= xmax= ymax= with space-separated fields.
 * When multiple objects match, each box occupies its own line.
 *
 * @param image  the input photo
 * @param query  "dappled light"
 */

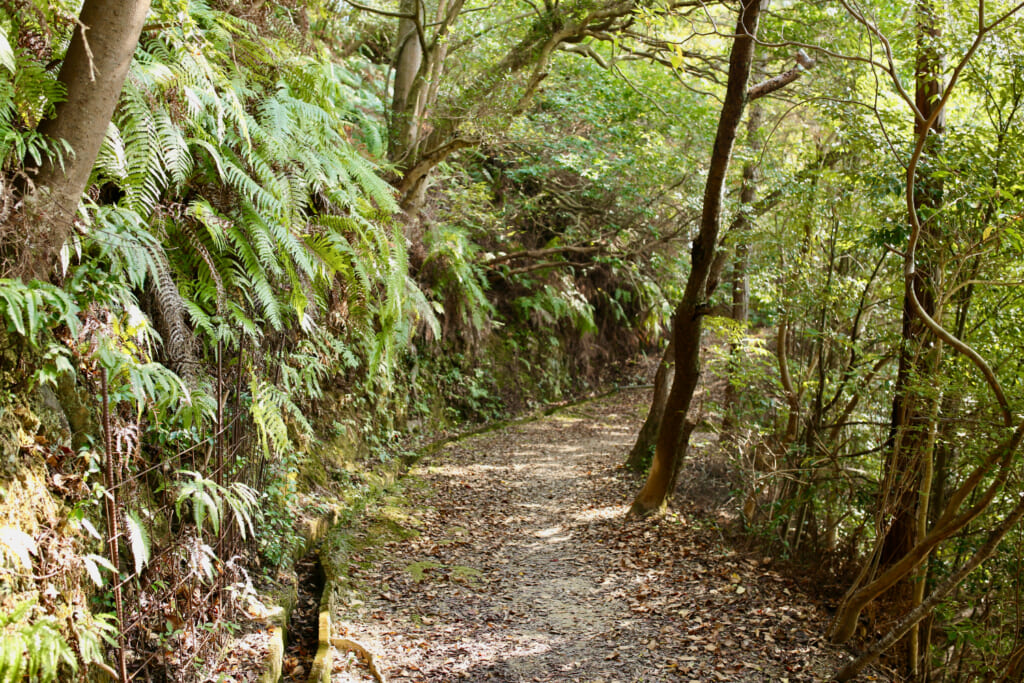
xmin=571 ymin=505 xmax=628 ymax=524
xmin=324 ymin=393 xmax=857 ymax=681
xmin=3 ymin=0 xmax=1024 ymax=680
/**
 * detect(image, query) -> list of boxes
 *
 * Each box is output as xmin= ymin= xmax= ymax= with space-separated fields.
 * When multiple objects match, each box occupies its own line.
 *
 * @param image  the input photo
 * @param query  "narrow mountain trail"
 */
xmin=327 ymin=389 xmax=877 ymax=682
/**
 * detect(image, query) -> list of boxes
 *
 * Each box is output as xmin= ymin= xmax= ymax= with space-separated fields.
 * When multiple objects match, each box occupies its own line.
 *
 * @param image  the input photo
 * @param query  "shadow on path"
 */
xmin=327 ymin=390 xmax=870 ymax=682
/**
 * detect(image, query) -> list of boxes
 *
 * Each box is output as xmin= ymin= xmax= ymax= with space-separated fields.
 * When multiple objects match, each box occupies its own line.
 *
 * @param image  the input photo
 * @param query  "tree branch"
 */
xmin=560 ymin=43 xmax=609 ymax=68
xmin=483 ymin=244 xmax=604 ymax=266
xmin=341 ymin=0 xmax=415 ymax=19
xmin=834 ymin=472 xmax=1024 ymax=681
xmin=747 ymin=49 xmax=815 ymax=101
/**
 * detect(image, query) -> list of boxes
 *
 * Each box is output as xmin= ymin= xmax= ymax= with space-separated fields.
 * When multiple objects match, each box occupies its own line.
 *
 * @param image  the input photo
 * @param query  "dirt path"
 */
xmin=327 ymin=390 xmax=871 ymax=682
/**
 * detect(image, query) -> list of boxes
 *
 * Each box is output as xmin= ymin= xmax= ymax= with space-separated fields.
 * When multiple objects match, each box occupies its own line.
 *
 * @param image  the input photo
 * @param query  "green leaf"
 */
xmin=0 ymin=25 xmax=15 ymax=73
xmin=126 ymin=511 xmax=151 ymax=575
xmin=79 ymin=518 xmax=103 ymax=541
xmin=82 ymin=554 xmax=118 ymax=587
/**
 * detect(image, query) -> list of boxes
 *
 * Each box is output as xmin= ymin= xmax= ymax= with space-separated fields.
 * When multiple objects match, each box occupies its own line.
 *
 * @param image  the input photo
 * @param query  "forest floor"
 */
xmin=318 ymin=388 xmax=888 ymax=683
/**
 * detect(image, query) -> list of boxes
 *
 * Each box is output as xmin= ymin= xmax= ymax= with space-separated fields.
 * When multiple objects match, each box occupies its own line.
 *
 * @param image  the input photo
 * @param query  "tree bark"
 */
xmin=628 ymin=0 xmax=764 ymax=517
xmin=869 ymin=0 xmax=945 ymax=671
xmin=624 ymin=336 xmax=674 ymax=471
xmin=21 ymin=0 xmax=151 ymax=281
xmin=834 ymin=467 xmax=1024 ymax=681
xmin=388 ymin=0 xmax=425 ymax=166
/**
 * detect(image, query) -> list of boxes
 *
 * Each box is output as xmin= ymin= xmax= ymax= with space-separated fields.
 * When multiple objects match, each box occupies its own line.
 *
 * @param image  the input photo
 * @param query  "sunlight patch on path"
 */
xmin=571 ymin=505 xmax=628 ymax=523
xmin=327 ymin=390 xmax=861 ymax=682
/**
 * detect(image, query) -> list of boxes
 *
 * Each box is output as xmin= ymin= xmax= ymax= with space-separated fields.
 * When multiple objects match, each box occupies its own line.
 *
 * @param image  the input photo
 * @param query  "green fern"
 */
xmin=424 ymin=223 xmax=495 ymax=337
xmin=0 ymin=23 xmax=14 ymax=74
xmin=0 ymin=279 xmax=80 ymax=343
xmin=174 ymin=470 xmax=259 ymax=542
xmin=0 ymin=600 xmax=77 ymax=683
xmin=0 ymin=12 xmax=68 ymax=169
xmin=125 ymin=510 xmax=151 ymax=576
xmin=81 ymin=0 xmax=406 ymax=354
xmin=250 ymin=376 xmax=313 ymax=458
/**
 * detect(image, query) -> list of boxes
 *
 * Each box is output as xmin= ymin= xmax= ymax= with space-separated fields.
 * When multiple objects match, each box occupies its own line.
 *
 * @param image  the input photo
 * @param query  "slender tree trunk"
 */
xmin=389 ymin=2 xmax=628 ymax=214
xmin=871 ymin=1 xmax=945 ymax=672
xmin=829 ymin=419 xmax=1024 ymax=646
xmin=629 ymin=0 xmax=764 ymax=517
xmin=927 ymin=274 xmax=975 ymax=529
xmin=834 ymin=474 xmax=1024 ymax=681
xmin=21 ymin=0 xmax=151 ymax=280
xmin=881 ymin=0 xmax=945 ymax=567
xmin=721 ymin=101 xmax=761 ymax=435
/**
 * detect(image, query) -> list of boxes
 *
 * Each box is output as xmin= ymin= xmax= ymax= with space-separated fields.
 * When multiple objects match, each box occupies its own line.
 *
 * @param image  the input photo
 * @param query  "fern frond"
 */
xmin=125 ymin=511 xmax=151 ymax=575
xmin=149 ymin=246 xmax=197 ymax=382
xmin=154 ymin=108 xmax=193 ymax=187
xmin=235 ymin=206 xmax=284 ymax=277
xmin=228 ymin=249 xmax=283 ymax=330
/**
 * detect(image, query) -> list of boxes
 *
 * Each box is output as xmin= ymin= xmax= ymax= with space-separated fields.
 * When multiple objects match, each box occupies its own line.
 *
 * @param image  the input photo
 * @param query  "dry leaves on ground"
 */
xmin=324 ymin=390 xmax=884 ymax=682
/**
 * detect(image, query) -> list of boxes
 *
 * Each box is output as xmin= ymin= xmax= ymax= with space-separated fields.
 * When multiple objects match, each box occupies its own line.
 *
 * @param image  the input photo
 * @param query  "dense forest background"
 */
xmin=2 ymin=0 xmax=1024 ymax=680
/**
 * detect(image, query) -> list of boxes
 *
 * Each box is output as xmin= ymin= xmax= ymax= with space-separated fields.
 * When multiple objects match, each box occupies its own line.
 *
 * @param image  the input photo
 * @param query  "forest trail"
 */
xmin=326 ymin=389 xmax=869 ymax=682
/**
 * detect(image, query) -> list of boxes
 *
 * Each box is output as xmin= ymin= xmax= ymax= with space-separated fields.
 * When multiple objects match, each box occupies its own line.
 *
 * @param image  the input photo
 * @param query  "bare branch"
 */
xmin=483 ymin=244 xmax=604 ymax=267
xmin=747 ymin=49 xmax=815 ymax=101
xmin=504 ymin=259 xmax=594 ymax=276
xmin=341 ymin=0 xmax=415 ymax=20
xmin=561 ymin=42 xmax=609 ymax=68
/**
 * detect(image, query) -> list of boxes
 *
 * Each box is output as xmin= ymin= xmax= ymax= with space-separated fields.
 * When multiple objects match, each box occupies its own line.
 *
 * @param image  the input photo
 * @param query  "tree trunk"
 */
xmin=834 ymin=468 xmax=1024 ymax=681
xmin=880 ymin=0 xmax=945 ymax=569
xmin=624 ymin=336 xmax=675 ymax=472
xmin=387 ymin=1 xmax=634 ymax=214
xmin=21 ymin=0 xmax=151 ymax=281
xmin=388 ymin=0 xmax=425 ymax=167
xmin=721 ymin=101 xmax=760 ymax=435
xmin=870 ymin=0 xmax=945 ymax=672
xmin=628 ymin=0 xmax=764 ymax=517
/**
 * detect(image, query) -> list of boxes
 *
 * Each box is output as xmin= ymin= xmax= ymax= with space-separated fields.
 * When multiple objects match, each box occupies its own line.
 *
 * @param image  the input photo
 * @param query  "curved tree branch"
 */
xmin=902 ymin=4 xmax=1014 ymax=426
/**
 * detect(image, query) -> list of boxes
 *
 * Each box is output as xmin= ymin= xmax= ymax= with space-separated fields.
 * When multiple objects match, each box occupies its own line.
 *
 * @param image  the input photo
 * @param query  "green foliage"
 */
xmin=174 ymin=466 xmax=258 ymax=540
xmin=250 ymin=376 xmax=311 ymax=459
xmin=174 ymin=470 xmax=258 ymax=542
xmin=512 ymin=275 xmax=597 ymax=335
xmin=0 ymin=279 xmax=79 ymax=343
xmin=423 ymin=221 xmax=493 ymax=337
xmin=0 ymin=599 xmax=113 ymax=683
xmin=27 ymin=0 xmax=1021 ymax=678
xmin=0 ymin=600 xmax=76 ymax=683
xmin=432 ymin=357 xmax=501 ymax=422
xmin=0 ymin=0 xmax=718 ymax=679
xmin=125 ymin=510 xmax=151 ymax=576
xmin=81 ymin=552 xmax=122 ymax=589
xmin=0 ymin=279 xmax=79 ymax=389
xmin=0 ymin=24 xmax=13 ymax=74
xmin=91 ymin=327 xmax=215 ymax=428
xmin=0 ymin=7 xmax=70 ymax=169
